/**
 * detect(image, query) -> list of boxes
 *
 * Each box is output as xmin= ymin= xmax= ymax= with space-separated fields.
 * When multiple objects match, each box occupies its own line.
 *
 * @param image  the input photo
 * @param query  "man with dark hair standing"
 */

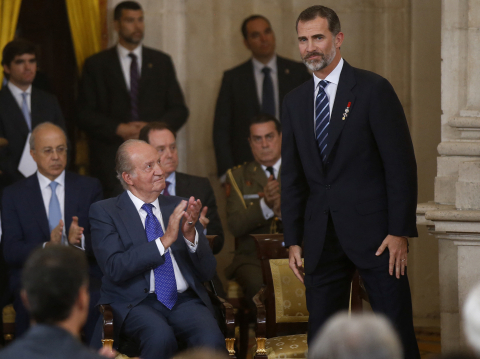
xmin=0 ymin=246 xmax=113 ymax=359
xmin=213 ymin=15 xmax=310 ymax=181
xmin=90 ymin=140 xmax=224 ymax=359
xmin=0 ymin=39 xmax=65 ymax=192
xmin=281 ymin=5 xmax=420 ymax=359
xmin=78 ymin=0 xmax=189 ymax=198
xmin=2 ymin=123 xmax=103 ymax=339
xmin=224 ymin=114 xmax=282 ymax=306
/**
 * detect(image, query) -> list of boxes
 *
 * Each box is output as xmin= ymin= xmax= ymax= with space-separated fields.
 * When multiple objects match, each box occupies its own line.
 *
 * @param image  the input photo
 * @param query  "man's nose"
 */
xmin=155 ymin=162 xmax=164 ymax=175
xmin=261 ymin=138 xmax=269 ymax=147
xmin=306 ymin=39 xmax=316 ymax=52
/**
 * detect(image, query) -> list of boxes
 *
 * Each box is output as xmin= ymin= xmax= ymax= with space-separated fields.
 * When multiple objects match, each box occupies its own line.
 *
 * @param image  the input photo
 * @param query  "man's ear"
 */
xmin=3 ymin=64 xmax=10 ymax=75
xmin=243 ymin=38 xmax=251 ymax=51
xmin=20 ymin=289 xmax=30 ymax=311
xmin=122 ymin=172 xmax=133 ymax=186
xmin=335 ymin=32 xmax=344 ymax=49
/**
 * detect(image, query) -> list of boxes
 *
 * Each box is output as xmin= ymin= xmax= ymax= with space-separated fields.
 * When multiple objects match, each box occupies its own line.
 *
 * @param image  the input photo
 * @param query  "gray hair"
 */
xmin=115 ymin=139 xmax=145 ymax=190
xmin=29 ymin=122 xmax=67 ymax=151
xmin=463 ymin=283 xmax=480 ymax=356
xmin=308 ymin=312 xmax=403 ymax=359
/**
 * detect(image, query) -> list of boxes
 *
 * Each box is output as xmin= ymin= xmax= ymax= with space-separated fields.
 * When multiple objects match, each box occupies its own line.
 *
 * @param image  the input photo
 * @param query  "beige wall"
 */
xmin=108 ymin=0 xmax=441 ymax=324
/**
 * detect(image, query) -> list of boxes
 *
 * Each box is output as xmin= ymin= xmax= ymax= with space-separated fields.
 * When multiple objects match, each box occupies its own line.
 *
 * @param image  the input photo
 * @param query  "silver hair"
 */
xmin=308 ymin=312 xmax=403 ymax=359
xmin=29 ymin=122 xmax=67 ymax=151
xmin=463 ymin=283 xmax=480 ymax=356
xmin=115 ymin=139 xmax=146 ymax=190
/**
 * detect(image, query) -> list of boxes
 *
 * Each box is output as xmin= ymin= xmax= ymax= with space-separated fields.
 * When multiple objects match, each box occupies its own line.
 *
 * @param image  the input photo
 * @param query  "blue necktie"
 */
xmin=21 ymin=92 xmax=32 ymax=131
xmin=142 ymin=203 xmax=177 ymax=309
xmin=48 ymin=182 xmax=62 ymax=233
xmin=261 ymin=67 xmax=275 ymax=117
xmin=315 ymin=80 xmax=330 ymax=162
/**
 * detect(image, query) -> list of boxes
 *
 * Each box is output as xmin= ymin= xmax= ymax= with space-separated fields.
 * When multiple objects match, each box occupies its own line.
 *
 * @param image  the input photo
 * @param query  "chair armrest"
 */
xmin=99 ymin=304 xmax=114 ymax=349
xmin=207 ymin=292 xmax=236 ymax=357
xmin=253 ymin=285 xmax=267 ymax=339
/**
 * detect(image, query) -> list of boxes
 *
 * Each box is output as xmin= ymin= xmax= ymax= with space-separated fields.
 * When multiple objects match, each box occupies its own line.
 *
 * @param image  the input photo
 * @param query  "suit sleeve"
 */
xmin=84 ymin=179 xmax=104 ymax=256
xmin=213 ymin=72 xmax=235 ymax=176
xmin=369 ymin=78 xmax=418 ymax=237
xmin=1 ymin=189 xmax=46 ymax=267
xmin=201 ymin=178 xmax=224 ymax=254
xmin=280 ymin=95 xmax=310 ymax=247
xmin=90 ymin=203 xmax=163 ymax=284
xmin=157 ymin=55 xmax=189 ymax=131
xmin=187 ymin=221 xmax=217 ymax=282
xmin=76 ymin=58 xmax=122 ymax=141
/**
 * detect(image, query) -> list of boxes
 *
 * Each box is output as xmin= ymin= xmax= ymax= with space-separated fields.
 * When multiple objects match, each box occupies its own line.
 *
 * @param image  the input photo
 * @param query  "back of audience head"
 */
xmin=463 ymin=282 xmax=480 ymax=357
xmin=2 ymin=38 xmax=37 ymax=87
xmin=308 ymin=312 xmax=403 ymax=359
xmin=21 ymin=246 xmax=89 ymax=327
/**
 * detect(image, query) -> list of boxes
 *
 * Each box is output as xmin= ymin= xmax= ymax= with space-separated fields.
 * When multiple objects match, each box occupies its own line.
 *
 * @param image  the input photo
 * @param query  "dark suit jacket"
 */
xmin=89 ymin=192 xmax=217 ymax=342
xmin=0 ymin=86 xmax=65 ymax=192
xmin=213 ymin=56 xmax=311 ymax=176
xmin=77 ymin=46 xmax=189 ymax=196
xmin=1 ymin=171 xmax=103 ymax=291
xmin=175 ymin=172 xmax=224 ymax=254
xmin=281 ymin=60 xmax=418 ymax=273
xmin=0 ymin=324 xmax=105 ymax=359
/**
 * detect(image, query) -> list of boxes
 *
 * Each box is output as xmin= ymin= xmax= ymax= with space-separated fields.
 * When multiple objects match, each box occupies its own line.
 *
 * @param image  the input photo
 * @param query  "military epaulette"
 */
xmin=226 ymin=168 xmax=247 ymax=209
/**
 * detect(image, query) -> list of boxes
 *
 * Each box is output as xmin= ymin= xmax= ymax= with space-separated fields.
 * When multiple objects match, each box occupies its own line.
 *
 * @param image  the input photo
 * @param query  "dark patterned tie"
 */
xmin=261 ymin=67 xmax=275 ymax=116
xmin=142 ymin=203 xmax=177 ymax=309
xmin=163 ymin=181 xmax=171 ymax=196
xmin=315 ymin=80 xmax=330 ymax=162
xmin=266 ymin=166 xmax=275 ymax=179
xmin=128 ymin=53 xmax=139 ymax=122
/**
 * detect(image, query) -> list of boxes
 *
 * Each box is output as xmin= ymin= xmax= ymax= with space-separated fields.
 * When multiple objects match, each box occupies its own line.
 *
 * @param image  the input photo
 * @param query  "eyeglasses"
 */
xmin=39 ymin=146 xmax=68 ymax=156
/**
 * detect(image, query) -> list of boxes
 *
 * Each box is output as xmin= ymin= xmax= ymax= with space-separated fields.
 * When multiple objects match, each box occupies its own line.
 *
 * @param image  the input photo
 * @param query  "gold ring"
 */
xmin=188 ymin=221 xmax=193 ymax=225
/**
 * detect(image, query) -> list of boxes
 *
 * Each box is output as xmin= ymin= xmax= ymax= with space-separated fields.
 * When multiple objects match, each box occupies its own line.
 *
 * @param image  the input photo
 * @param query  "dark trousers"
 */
xmin=121 ymin=290 xmax=226 ymax=359
xmin=304 ymin=215 xmax=420 ymax=359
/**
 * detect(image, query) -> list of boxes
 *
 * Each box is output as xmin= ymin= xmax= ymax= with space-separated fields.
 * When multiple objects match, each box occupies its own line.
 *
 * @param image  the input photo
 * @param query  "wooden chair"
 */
xmin=100 ymin=235 xmax=237 ymax=358
xmin=2 ymin=304 xmax=15 ymax=345
xmin=250 ymin=234 xmax=368 ymax=359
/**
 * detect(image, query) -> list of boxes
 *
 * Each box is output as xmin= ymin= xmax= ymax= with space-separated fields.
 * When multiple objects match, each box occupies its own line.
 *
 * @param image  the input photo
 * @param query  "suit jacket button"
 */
xmin=127 ymin=304 xmax=132 ymax=309
xmin=144 ymin=288 xmax=148 ymax=293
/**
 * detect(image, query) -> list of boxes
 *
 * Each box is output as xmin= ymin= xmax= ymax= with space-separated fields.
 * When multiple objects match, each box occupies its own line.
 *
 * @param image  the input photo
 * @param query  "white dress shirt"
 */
xmin=38 ymin=170 xmax=85 ymax=249
xmin=127 ymin=190 xmax=198 ymax=293
xmin=161 ymin=172 xmax=176 ymax=196
xmin=8 ymin=81 xmax=32 ymax=112
xmin=259 ymin=158 xmax=282 ymax=220
xmin=117 ymin=43 xmax=142 ymax=90
xmin=252 ymin=55 xmax=280 ymax=119
xmin=313 ymin=58 xmax=344 ymax=128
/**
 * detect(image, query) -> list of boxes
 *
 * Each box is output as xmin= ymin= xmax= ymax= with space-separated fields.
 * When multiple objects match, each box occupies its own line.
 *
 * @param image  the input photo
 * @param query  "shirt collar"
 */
xmin=261 ymin=157 xmax=282 ymax=173
xmin=165 ymin=171 xmax=176 ymax=186
xmin=313 ymin=57 xmax=344 ymax=89
xmin=252 ymin=54 xmax=277 ymax=74
xmin=127 ymin=190 xmax=160 ymax=213
xmin=37 ymin=170 xmax=65 ymax=190
xmin=7 ymin=81 xmax=32 ymax=96
xmin=117 ymin=43 xmax=142 ymax=59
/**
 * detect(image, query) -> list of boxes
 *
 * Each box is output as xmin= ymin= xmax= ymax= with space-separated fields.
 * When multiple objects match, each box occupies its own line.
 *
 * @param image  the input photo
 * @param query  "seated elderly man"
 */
xmin=308 ymin=312 xmax=403 ymax=359
xmin=89 ymin=139 xmax=225 ymax=359
xmin=2 ymin=122 xmax=103 ymax=340
xmin=224 ymin=113 xmax=282 ymax=307
xmin=0 ymin=246 xmax=113 ymax=359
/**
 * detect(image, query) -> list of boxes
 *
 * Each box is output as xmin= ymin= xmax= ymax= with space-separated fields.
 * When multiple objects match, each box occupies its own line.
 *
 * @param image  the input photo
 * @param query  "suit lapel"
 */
xmin=3 ymin=87 xmax=29 ymax=135
xmin=117 ymin=192 xmax=148 ymax=247
xmin=30 ymin=88 xmax=41 ymax=129
xmin=138 ymin=46 xmax=151 ymax=100
xmin=64 ymin=172 xmax=76 ymax=231
xmin=324 ymin=61 xmax=356 ymax=160
xmin=174 ymin=172 xmax=187 ymax=198
xmin=26 ymin=175 xmax=50 ymax=238
xmin=243 ymin=60 xmax=261 ymax=111
xmin=109 ymin=47 xmax=129 ymax=95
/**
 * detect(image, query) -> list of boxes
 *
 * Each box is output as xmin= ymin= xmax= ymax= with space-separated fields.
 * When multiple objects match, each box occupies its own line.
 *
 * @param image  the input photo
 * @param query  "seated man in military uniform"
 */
xmin=224 ymin=113 xmax=282 ymax=306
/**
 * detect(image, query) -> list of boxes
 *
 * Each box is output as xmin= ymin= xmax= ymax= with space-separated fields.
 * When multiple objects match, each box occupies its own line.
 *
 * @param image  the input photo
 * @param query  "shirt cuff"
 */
xmin=260 ymin=198 xmax=274 ymax=220
xmin=183 ymin=229 xmax=198 ymax=253
xmin=72 ymin=234 xmax=86 ymax=251
xmin=155 ymin=237 xmax=166 ymax=256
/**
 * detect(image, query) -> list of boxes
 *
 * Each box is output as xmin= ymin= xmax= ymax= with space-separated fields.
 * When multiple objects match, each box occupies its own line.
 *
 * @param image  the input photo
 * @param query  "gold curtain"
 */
xmin=0 ymin=0 xmax=22 ymax=84
xmin=65 ymin=0 xmax=102 ymax=73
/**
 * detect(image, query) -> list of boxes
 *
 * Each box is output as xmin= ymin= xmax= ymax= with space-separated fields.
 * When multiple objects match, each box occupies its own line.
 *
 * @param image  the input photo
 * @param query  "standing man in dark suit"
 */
xmin=0 ymin=39 xmax=65 ymax=191
xmin=213 ymin=15 xmax=311 ymax=180
xmin=2 ymin=123 xmax=103 ymax=340
xmin=281 ymin=6 xmax=420 ymax=359
xmin=77 ymin=1 xmax=189 ymax=198
xmin=0 ymin=247 xmax=114 ymax=359
xmin=89 ymin=140 xmax=224 ymax=359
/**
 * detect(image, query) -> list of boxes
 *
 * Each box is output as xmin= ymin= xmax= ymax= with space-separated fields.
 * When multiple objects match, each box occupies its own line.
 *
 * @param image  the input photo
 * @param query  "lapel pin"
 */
xmin=148 ymin=63 xmax=153 ymax=68
xmin=342 ymin=101 xmax=352 ymax=121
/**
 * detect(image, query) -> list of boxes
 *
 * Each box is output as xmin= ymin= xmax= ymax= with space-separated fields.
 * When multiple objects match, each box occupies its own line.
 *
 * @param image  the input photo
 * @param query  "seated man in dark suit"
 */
xmin=2 ymin=123 xmax=103 ymax=339
xmin=89 ymin=140 xmax=225 ymax=359
xmin=139 ymin=122 xmax=226 ymax=296
xmin=0 ymin=246 xmax=114 ymax=359
xmin=224 ymin=114 xmax=282 ymax=308
xmin=0 ymin=39 xmax=66 ymax=192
